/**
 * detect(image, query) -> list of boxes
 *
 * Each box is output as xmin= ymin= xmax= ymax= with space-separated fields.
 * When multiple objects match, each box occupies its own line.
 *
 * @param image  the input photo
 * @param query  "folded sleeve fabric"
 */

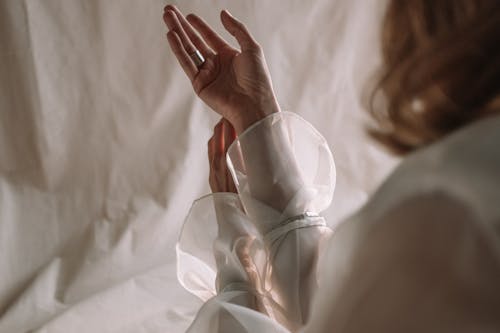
xmin=305 ymin=190 xmax=500 ymax=333
xmin=176 ymin=112 xmax=500 ymax=333
xmin=176 ymin=111 xmax=336 ymax=332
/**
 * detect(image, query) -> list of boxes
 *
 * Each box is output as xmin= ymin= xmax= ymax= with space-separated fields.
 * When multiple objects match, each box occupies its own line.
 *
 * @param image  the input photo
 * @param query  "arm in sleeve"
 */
xmin=179 ymin=192 xmax=289 ymax=332
xmin=177 ymin=112 xmax=336 ymax=332
xmin=225 ymin=111 xmax=336 ymax=329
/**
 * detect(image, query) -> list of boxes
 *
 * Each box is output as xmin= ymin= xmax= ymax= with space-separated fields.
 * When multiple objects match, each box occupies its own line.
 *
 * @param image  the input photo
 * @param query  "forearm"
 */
xmin=268 ymin=226 xmax=331 ymax=329
xmin=228 ymin=112 xmax=328 ymax=233
xmin=237 ymin=113 xmax=304 ymax=214
xmin=226 ymin=111 xmax=336 ymax=328
xmin=229 ymin=105 xmax=300 ymax=216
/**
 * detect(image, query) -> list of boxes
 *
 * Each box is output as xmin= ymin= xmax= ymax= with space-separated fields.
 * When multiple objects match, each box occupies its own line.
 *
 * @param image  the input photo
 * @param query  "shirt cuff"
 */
xmin=226 ymin=111 xmax=336 ymax=234
xmin=176 ymin=193 xmax=264 ymax=301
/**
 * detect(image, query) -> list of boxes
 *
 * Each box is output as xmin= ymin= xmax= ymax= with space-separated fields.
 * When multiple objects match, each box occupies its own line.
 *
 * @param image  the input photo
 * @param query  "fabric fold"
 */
xmin=226 ymin=111 xmax=336 ymax=234
xmin=176 ymin=193 xmax=264 ymax=302
xmin=176 ymin=112 xmax=336 ymax=332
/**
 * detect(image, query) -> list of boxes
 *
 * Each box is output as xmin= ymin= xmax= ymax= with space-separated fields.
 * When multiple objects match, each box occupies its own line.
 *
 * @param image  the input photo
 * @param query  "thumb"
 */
xmin=220 ymin=10 xmax=259 ymax=52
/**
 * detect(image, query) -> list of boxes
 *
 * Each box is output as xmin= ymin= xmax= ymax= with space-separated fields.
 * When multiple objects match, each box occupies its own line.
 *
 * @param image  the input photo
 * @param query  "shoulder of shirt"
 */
xmin=351 ymin=114 xmax=500 ymax=229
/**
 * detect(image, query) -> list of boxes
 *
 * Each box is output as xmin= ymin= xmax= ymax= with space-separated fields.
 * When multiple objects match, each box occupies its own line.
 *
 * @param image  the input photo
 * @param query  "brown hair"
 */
xmin=369 ymin=0 xmax=500 ymax=154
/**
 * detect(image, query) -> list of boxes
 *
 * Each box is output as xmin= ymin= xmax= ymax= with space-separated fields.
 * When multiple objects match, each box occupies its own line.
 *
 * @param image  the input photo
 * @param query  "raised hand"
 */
xmin=163 ymin=5 xmax=280 ymax=134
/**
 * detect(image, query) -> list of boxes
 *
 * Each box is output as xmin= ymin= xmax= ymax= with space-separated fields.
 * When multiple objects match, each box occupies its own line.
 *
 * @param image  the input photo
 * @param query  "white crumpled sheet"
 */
xmin=0 ymin=0 xmax=396 ymax=332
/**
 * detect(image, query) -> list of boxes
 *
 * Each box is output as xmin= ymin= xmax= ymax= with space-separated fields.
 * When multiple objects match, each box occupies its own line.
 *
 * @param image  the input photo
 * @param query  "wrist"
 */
xmin=231 ymin=103 xmax=281 ymax=135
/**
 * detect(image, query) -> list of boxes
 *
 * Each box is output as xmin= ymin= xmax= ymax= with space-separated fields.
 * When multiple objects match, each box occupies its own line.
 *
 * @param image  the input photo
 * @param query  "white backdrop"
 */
xmin=0 ymin=1 xmax=396 ymax=332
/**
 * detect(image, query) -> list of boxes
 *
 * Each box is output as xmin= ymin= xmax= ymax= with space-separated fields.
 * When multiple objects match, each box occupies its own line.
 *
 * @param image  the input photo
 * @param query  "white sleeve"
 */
xmin=176 ymin=112 xmax=336 ymax=332
xmin=304 ymin=190 xmax=500 ymax=333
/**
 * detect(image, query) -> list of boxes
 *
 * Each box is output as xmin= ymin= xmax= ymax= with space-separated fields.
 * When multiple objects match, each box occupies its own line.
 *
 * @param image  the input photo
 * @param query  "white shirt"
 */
xmin=178 ymin=111 xmax=500 ymax=332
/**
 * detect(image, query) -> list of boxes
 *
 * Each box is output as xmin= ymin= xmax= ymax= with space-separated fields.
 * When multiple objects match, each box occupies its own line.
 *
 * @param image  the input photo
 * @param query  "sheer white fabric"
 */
xmin=177 ymin=112 xmax=500 ymax=333
xmin=177 ymin=112 xmax=335 ymax=331
xmin=305 ymin=115 xmax=500 ymax=332
xmin=225 ymin=112 xmax=336 ymax=234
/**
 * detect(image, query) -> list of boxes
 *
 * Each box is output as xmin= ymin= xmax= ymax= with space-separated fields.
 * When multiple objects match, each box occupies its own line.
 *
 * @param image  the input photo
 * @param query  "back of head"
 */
xmin=370 ymin=0 xmax=500 ymax=155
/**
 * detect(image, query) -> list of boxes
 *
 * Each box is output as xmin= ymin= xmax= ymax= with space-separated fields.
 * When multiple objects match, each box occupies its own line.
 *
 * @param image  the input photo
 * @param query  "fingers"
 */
xmin=214 ymin=120 xmax=224 ymax=158
xmin=207 ymin=119 xmax=239 ymax=193
xmin=207 ymin=132 xmax=216 ymax=191
xmin=220 ymin=10 xmax=260 ymax=52
xmin=165 ymin=5 xmax=214 ymax=58
xmin=208 ymin=120 xmax=224 ymax=165
xmin=164 ymin=5 xmax=259 ymax=55
xmin=211 ymin=120 xmax=224 ymax=192
xmin=186 ymin=14 xmax=231 ymax=52
xmin=209 ymin=119 xmax=235 ymax=163
xmin=222 ymin=118 xmax=236 ymax=151
xmin=221 ymin=119 xmax=238 ymax=193
xmin=164 ymin=10 xmax=198 ymax=56
xmin=208 ymin=136 xmax=215 ymax=162
xmin=166 ymin=30 xmax=197 ymax=81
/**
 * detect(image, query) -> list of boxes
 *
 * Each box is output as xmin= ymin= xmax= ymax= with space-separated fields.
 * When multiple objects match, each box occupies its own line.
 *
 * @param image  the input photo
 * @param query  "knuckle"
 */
xmin=251 ymin=44 xmax=262 ymax=54
xmin=235 ymin=21 xmax=245 ymax=30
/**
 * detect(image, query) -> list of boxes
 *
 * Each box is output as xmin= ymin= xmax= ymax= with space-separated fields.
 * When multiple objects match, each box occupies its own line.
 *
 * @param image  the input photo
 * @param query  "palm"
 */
xmin=196 ymin=48 xmax=268 ymax=120
xmin=163 ymin=6 xmax=279 ymax=132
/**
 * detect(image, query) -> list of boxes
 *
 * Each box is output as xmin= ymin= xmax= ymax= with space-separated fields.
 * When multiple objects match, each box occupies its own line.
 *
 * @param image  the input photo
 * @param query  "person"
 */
xmin=163 ymin=2 xmax=500 ymax=332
